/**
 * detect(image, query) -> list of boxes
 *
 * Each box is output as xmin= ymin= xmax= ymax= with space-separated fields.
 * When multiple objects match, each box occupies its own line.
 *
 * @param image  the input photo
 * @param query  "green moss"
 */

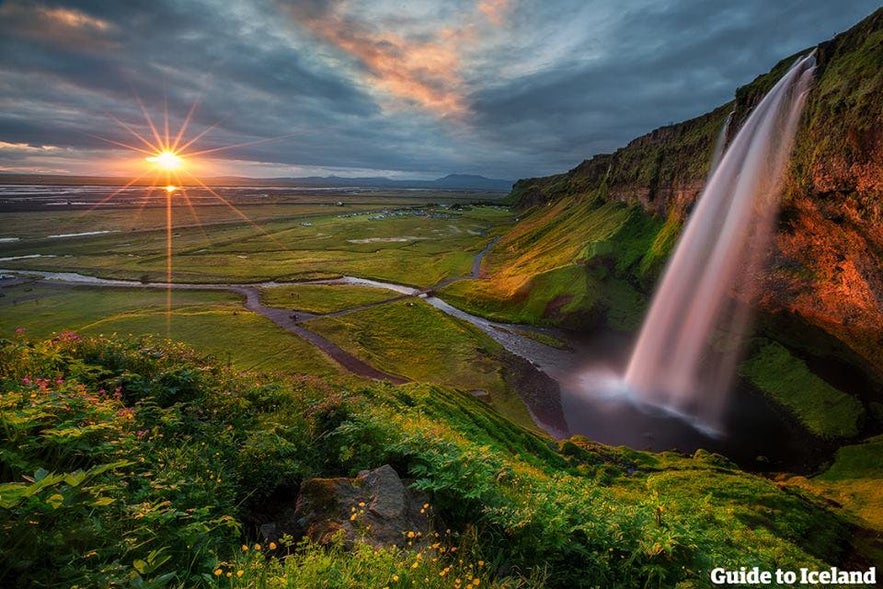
xmin=787 ymin=435 xmax=883 ymax=533
xmin=740 ymin=341 xmax=865 ymax=439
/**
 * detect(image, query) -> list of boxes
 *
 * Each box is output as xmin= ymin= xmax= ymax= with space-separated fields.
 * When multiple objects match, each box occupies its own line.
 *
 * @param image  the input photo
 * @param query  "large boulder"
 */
xmin=275 ymin=465 xmax=435 ymax=548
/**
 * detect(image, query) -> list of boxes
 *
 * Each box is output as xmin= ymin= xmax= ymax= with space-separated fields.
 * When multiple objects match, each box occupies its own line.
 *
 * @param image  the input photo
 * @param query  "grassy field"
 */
xmin=0 ymin=203 xmax=514 ymax=287
xmin=0 ymin=281 xmax=340 ymax=376
xmin=305 ymin=298 xmax=538 ymax=431
xmin=810 ymin=435 xmax=883 ymax=530
xmin=261 ymin=283 xmax=399 ymax=314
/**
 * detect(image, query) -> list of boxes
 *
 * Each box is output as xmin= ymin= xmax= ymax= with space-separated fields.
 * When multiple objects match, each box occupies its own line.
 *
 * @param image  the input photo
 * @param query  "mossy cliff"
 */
xmin=454 ymin=9 xmax=883 ymax=377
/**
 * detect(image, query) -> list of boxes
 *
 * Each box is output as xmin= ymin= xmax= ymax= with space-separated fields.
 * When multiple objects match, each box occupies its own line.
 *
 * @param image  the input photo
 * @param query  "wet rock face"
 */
xmin=284 ymin=465 xmax=434 ymax=548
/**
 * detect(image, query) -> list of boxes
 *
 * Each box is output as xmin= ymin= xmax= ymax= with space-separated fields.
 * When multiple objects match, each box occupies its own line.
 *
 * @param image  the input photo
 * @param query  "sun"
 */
xmin=146 ymin=150 xmax=184 ymax=171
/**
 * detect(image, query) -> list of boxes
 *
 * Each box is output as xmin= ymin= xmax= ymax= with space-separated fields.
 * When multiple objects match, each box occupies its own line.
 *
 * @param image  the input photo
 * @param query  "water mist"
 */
xmin=620 ymin=53 xmax=816 ymax=432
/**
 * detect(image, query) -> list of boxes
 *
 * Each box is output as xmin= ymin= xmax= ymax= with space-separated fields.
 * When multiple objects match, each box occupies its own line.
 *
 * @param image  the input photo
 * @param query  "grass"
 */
xmin=440 ymin=264 xmax=603 ymax=327
xmin=261 ymin=283 xmax=400 ymax=314
xmin=783 ymin=434 xmax=883 ymax=557
xmin=0 ymin=334 xmax=856 ymax=588
xmin=438 ymin=200 xmax=660 ymax=329
xmin=305 ymin=299 xmax=538 ymax=431
xmin=0 ymin=204 xmax=513 ymax=287
xmin=739 ymin=341 xmax=865 ymax=439
xmin=0 ymin=281 xmax=340 ymax=376
xmin=810 ymin=435 xmax=883 ymax=531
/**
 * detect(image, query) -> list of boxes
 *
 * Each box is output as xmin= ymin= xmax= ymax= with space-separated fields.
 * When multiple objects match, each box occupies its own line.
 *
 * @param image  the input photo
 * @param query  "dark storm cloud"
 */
xmin=0 ymin=0 xmax=879 ymax=178
xmin=468 ymin=0 xmax=880 ymax=177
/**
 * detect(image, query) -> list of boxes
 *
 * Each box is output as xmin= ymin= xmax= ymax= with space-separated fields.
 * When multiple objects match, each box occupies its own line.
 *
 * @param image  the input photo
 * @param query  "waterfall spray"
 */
xmin=621 ymin=53 xmax=816 ymax=431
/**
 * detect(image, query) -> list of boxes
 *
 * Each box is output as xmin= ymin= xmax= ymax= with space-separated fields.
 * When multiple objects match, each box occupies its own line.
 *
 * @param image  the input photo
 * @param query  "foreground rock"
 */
xmin=263 ymin=465 xmax=435 ymax=548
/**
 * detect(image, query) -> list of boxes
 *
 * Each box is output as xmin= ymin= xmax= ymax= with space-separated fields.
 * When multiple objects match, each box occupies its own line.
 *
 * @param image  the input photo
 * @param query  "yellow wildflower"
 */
xmin=237 ymin=570 xmax=244 ymax=577
xmin=214 ymin=569 xmax=223 ymax=576
xmin=254 ymin=543 xmax=261 ymax=551
xmin=241 ymin=544 xmax=248 ymax=552
xmin=269 ymin=541 xmax=277 ymax=550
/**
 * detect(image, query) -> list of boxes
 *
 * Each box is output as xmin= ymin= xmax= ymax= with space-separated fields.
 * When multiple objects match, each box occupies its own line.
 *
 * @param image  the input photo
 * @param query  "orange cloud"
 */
xmin=38 ymin=6 xmax=110 ymax=31
xmin=287 ymin=1 xmax=510 ymax=118
xmin=303 ymin=16 xmax=464 ymax=116
xmin=0 ymin=1 xmax=114 ymax=50
xmin=478 ymin=0 xmax=510 ymax=26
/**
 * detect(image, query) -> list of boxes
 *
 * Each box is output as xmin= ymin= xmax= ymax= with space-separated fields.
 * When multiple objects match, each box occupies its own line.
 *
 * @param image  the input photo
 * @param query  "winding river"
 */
xmin=0 ymin=239 xmax=827 ymax=471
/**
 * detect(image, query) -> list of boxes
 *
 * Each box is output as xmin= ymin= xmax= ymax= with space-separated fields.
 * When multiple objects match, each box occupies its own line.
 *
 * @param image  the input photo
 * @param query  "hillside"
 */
xmin=0 ymin=334 xmax=863 ymax=587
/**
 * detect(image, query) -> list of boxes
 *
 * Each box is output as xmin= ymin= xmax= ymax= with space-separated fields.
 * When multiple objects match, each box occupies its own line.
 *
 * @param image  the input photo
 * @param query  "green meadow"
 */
xmin=305 ymin=298 xmax=539 ymax=431
xmin=261 ymin=283 xmax=400 ymax=314
xmin=1 ymin=192 xmax=881 ymax=587
xmin=0 ymin=202 xmax=513 ymax=286
xmin=0 ymin=282 xmax=339 ymax=376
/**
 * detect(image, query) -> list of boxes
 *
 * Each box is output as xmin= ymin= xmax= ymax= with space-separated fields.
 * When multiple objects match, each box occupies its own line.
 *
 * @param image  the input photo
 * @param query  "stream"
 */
xmin=0 ymin=253 xmax=826 ymax=471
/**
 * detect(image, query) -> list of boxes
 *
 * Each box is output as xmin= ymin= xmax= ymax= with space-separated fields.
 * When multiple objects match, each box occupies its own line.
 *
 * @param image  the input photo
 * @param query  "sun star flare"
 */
xmin=147 ymin=150 xmax=184 ymax=171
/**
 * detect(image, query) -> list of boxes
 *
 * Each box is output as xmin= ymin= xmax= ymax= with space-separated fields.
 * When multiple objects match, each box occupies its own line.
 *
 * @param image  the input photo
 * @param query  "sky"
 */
xmin=0 ymin=0 xmax=878 ymax=181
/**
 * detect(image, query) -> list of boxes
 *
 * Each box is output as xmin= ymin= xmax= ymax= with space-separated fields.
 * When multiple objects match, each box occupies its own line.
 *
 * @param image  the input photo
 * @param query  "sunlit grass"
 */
xmin=783 ymin=435 xmax=883 ymax=534
xmin=305 ymin=299 xmax=538 ymax=431
xmin=0 ymin=334 xmax=857 ymax=587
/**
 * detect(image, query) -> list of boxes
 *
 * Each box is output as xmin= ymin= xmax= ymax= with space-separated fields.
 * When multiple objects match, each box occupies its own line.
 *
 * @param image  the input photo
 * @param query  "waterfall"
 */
xmin=621 ymin=53 xmax=816 ymax=431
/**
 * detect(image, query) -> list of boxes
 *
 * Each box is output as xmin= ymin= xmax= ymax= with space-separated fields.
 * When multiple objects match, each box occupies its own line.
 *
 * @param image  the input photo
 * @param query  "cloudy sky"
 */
xmin=0 ymin=0 xmax=878 ymax=180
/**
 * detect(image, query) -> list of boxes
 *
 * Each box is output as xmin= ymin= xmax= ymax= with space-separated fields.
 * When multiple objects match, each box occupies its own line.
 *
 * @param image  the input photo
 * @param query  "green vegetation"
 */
xmin=3 ymin=11 xmax=883 ymax=584
xmin=0 ymin=282 xmax=339 ymax=376
xmin=439 ymin=198 xmax=659 ymax=329
xmin=305 ymin=299 xmax=537 ymax=431
xmin=0 ymin=335 xmax=853 ymax=587
xmin=261 ymin=283 xmax=398 ymax=314
xmin=0 ymin=205 xmax=513 ymax=287
xmin=811 ymin=435 xmax=883 ymax=531
xmin=739 ymin=341 xmax=865 ymax=439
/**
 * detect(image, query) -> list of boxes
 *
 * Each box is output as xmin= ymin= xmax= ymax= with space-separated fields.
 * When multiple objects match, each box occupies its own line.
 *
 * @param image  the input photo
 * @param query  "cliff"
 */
xmin=497 ymin=8 xmax=883 ymax=380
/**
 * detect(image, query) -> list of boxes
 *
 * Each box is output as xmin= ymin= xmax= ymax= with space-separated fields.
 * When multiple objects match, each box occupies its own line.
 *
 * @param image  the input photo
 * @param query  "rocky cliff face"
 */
xmin=508 ymin=8 xmax=883 ymax=377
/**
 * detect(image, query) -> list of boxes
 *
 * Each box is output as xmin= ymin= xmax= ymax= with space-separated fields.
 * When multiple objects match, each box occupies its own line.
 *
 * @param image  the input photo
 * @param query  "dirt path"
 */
xmin=0 ymin=273 xmax=409 ymax=385
xmin=231 ymin=285 xmax=409 ymax=384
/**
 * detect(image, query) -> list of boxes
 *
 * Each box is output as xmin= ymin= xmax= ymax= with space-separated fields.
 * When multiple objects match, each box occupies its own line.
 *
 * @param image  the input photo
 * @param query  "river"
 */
xmin=0 ymin=255 xmax=827 ymax=471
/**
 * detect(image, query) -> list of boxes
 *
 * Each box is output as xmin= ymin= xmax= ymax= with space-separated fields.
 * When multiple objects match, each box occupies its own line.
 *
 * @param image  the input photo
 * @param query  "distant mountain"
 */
xmin=431 ymin=174 xmax=514 ymax=191
xmin=0 ymin=172 xmax=513 ymax=192
xmin=210 ymin=174 xmax=513 ymax=191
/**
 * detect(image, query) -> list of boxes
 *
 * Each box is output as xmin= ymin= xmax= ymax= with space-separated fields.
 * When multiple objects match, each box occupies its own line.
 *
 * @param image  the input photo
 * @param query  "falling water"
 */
xmin=621 ymin=53 xmax=816 ymax=431
xmin=708 ymin=110 xmax=735 ymax=175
